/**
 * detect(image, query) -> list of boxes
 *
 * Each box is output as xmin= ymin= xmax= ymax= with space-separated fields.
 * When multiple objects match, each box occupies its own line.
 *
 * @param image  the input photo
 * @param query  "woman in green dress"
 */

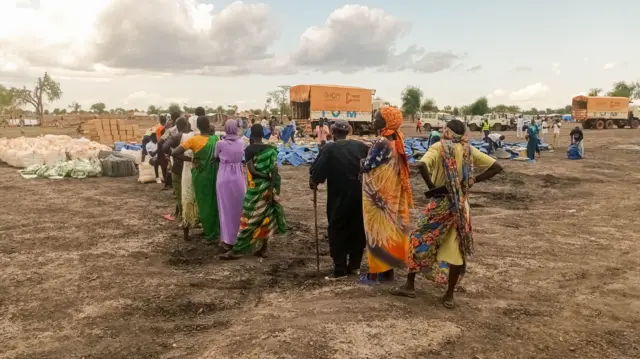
xmin=221 ymin=124 xmax=286 ymax=258
xmin=172 ymin=116 xmax=220 ymax=242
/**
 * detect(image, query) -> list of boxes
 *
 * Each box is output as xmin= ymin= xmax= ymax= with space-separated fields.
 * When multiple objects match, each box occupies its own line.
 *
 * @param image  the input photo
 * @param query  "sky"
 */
xmin=1 ymin=0 xmax=638 ymax=112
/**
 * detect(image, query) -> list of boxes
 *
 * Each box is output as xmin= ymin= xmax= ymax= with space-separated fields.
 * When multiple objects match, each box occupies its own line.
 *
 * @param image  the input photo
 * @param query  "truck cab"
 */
xmin=420 ymin=112 xmax=454 ymax=131
xmin=468 ymin=113 xmax=511 ymax=131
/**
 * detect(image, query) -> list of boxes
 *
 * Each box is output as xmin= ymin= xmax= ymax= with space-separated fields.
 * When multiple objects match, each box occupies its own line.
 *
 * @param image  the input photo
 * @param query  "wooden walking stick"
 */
xmin=313 ymin=187 xmax=320 ymax=277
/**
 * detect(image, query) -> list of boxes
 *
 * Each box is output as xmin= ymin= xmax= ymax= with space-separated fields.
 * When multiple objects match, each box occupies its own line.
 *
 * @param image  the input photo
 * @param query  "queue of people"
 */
xmin=142 ymin=106 xmax=286 ymax=257
xmin=145 ymin=106 xmax=595 ymax=309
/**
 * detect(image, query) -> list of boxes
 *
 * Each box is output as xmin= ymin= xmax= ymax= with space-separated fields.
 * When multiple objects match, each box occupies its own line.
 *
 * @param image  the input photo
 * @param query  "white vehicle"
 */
xmin=420 ymin=112 xmax=455 ymax=131
xmin=468 ymin=113 xmax=512 ymax=131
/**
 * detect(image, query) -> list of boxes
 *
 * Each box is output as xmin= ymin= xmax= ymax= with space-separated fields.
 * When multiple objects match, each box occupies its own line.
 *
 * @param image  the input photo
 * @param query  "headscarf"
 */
xmin=223 ymin=119 xmax=239 ymax=141
xmin=379 ymin=106 xmax=413 ymax=208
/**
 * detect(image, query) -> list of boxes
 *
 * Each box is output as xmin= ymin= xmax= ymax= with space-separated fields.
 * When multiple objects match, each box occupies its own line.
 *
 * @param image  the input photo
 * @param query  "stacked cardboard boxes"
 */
xmin=84 ymin=119 xmax=146 ymax=145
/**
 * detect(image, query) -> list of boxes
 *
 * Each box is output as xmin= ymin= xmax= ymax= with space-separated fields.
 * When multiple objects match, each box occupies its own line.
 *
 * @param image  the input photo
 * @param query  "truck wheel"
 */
xmin=605 ymin=120 xmax=615 ymax=129
xmin=468 ymin=124 xmax=479 ymax=131
xmin=631 ymin=119 xmax=640 ymax=129
xmin=595 ymin=120 xmax=605 ymax=130
xmin=616 ymin=123 xmax=626 ymax=129
xmin=501 ymin=125 xmax=510 ymax=131
xmin=423 ymin=123 xmax=432 ymax=132
xmin=492 ymin=123 xmax=502 ymax=131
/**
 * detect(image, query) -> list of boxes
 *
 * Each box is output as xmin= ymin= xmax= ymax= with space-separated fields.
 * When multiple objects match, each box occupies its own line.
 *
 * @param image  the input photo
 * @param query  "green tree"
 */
xmin=588 ymin=88 xmax=602 ymax=96
xmin=113 ymin=107 xmax=126 ymax=115
xmin=468 ymin=97 xmax=490 ymax=116
xmin=506 ymin=105 xmax=521 ymax=114
xmin=226 ymin=104 xmax=238 ymax=116
xmin=267 ymin=85 xmax=291 ymax=121
xmin=606 ymin=81 xmax=639 ymax=98
xmin=492 ymin=104 xmax=509 ymax=113
xmin=13 ymin=72 xmax=62 ymax=123
xmin=147 ymin=105 xmax=161 ymax=115
xmin=251 ymin=108 xmax=263 ymax=116
xmin=420 ymin=98 xmax=438 ymax=113
xmin=167 ymin=103 xmax=181 ymax=114
xmin=443 ymin=105 xmax=452 ymax=112
xmin=90 ymin=102 xmax=107 ymax=114
xmin=401 ymin=86 xmax=423 ymax=121
xmin=68 ymin=102 xmax=82 ymax=113
xmin=452 ymin=107 xmax=460 ymax=116
xmin=183 ymin=105 xmax=196 ymax=114
xmin=0 ymin=85 xmax=23 ymax=116
xmin=215 ymin=105 xmax=225 ymax=114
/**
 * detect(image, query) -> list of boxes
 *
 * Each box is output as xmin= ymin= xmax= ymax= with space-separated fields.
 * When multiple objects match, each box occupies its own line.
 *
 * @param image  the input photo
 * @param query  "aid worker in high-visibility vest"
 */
xmin=482 ymin=118 xmax=490 ymax=140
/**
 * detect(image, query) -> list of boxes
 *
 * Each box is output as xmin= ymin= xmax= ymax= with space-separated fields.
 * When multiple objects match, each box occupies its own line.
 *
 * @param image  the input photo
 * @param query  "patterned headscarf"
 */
xmin=379 ymin=106 xmax=413 ymax=208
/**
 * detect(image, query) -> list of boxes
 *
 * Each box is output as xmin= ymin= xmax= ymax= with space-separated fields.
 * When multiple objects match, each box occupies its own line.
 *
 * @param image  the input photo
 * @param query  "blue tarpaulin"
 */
xmin=260 ymin=136 xmax=551 ymax=166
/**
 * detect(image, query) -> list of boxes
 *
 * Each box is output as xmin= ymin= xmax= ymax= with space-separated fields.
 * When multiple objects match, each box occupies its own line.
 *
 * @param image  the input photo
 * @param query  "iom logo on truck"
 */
xmin=322 ymin=111 xmax=358 ymax=118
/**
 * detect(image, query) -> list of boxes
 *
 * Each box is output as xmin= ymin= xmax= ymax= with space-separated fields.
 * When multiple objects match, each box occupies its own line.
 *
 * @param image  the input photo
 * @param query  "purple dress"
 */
xmin=215 ymin=136 xmax=246 ymax=246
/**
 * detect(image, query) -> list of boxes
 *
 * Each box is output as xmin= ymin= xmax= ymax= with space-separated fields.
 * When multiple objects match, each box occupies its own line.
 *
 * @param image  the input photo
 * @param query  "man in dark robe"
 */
xmin=310 ymin=120 xmax=369 ymax=279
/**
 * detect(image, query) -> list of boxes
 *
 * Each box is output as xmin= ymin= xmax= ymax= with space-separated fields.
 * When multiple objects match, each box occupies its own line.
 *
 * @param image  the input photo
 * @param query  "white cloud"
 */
xmin=287 ymin=5 xmax=461 ymax=73
xmin=508 ymin=83 xmax=550 ymax=102
xmin=487 ymin=83 xmax=550 ymax=103
xmin=551 ymin=62 xmax=561 ymax=75
xmin=0 ymin=1 xmax=462 ymax=77
xmin=487 ymin=89 xmax=506 ymax=98
xmin=603 ymin=62 xmax=616 ymax=70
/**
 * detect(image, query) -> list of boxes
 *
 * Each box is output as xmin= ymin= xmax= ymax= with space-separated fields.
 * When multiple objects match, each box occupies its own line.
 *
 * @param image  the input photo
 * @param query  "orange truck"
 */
xmin=290 ymin=84 xmax=375 ymax=134
xmin=571 ymin=95 xmax=639 ymax=129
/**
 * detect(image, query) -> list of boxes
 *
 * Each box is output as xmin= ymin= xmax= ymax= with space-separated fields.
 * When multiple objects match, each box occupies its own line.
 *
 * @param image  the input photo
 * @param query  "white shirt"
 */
xmin=541 ymin=121 xmax=549 ymax=133
xmin=552 ymin=122 xmax=561 ymax=134
xmin=516 ymin=117 xmax=524 ymax=126
xmin=145 ymin=142 xmax=157 ymax=155
xmin=261 ymin=119 xmax=269 ymax=128
xmin=488 ymin=133 xmax=503 ymax=144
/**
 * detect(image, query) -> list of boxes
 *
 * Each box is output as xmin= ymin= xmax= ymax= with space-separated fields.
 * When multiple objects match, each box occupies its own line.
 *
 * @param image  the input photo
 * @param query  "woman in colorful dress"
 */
xmin=172 ymin=115 xmax=220 ymax=242
xmin=359 ymin=107 xmax=413 ymax=284
xmin=391 ymin=119 xmax=502 ymax=308
xmin=221 ymin=124 xmax=286 ymax=259
xmin=215 ymin=119 xmax=247 ymax=253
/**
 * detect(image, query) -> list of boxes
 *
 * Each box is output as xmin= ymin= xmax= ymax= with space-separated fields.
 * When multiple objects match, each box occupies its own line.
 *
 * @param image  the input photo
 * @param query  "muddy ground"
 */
xmin=1 ymin=127 xmax=639 ymax=359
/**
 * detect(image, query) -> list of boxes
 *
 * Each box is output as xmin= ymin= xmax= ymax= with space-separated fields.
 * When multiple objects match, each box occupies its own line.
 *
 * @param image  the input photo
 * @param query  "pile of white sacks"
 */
xmin=0 ymin=135 xmax=112 ymax=168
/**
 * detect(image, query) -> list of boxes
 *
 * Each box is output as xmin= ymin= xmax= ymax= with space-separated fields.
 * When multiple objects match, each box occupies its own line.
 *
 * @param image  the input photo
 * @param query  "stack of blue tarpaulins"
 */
xmin=263 ymin=136 xmax=553 ymax=166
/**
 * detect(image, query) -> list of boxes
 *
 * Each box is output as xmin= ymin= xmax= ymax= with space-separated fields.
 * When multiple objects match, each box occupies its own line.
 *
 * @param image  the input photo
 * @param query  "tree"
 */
xmin=492 ymin=104 xmax=509 ymax=113
xmin=269 ymin=108 xmax=279 ymax=116
xmin=226 ymin=104 xmax=238 ymax=116
xmin=588 ymin=88 xmax=602 ymax=96
xmin=443 ymin=105 xmax=452 ymax=112
xmin=13 ymin=72 xmax=62 ymax=123
xmin=606 ymin=81 xmax=639 ymax=98
xmin=183 ymin=105 xmax=196 ymax=114
xmin=0 ymin=85 xmax=23 ymax=116
xmin=468 ymin=97 xmax=490 ymax=116
xmin=452 ymin=107 xmax=460 ymax=116
xmin=215 ymin=105 xmax=225 ymax=114
xmin=68 ymin=102 xmax=82 ymax=114
xmin=420 ymin=98 xmax=438 ymax=113
xmin=90 ymin=102 xmax=107 ymax=114
xmin=266 ymin=85 xmax=291 ymax=120
xmin=113 ymin=107 xmax=126 ymax=115
xmin=147 ymin=105 xmax=161 ymax=115
xmin=250 ymin=108 xmax=263 ymax=116
xmin=401 ymin=86 xmax=423 ymax=121
xmin=506 ymin=105 xmax=521 ymax=114
xmin=167 ymin=103 xmax=181 ymax=114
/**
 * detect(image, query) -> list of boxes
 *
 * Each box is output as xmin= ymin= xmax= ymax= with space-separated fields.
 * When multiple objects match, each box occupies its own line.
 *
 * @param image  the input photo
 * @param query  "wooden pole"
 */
xmin=313 ymin=188 xmax=320 ymax=277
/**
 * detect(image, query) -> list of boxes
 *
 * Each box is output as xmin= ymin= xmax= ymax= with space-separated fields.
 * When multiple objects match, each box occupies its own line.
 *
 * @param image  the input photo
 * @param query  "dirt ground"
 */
xmin=1 ymin=125 xmax=639 ymax=359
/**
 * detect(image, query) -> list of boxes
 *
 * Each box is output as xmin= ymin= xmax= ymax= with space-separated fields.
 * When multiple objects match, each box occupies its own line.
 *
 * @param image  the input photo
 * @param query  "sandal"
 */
xmin=442 ymin=295 xmax=454 ymax=309
xmin=390 ymin=286 xmax=417 ymax=298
